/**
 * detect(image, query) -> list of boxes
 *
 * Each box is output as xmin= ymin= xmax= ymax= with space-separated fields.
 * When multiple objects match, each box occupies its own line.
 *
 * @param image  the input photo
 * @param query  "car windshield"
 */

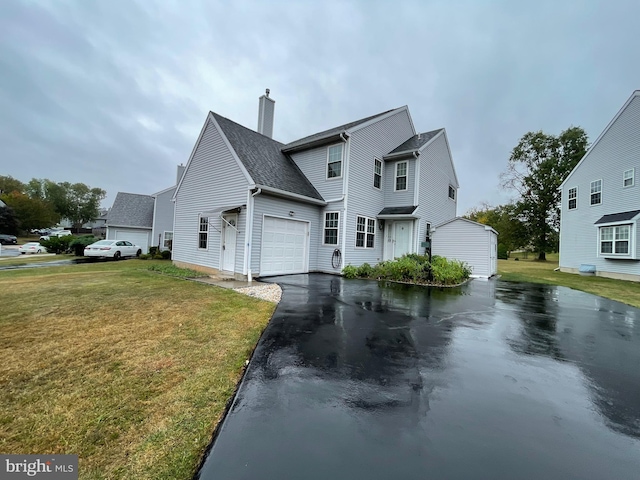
xmin=92 ymin=240 xmax=114 ymax=246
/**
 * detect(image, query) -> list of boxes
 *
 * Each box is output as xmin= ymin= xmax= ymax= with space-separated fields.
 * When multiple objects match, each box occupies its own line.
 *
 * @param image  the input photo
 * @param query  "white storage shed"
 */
xmin=431 ymin=217 xmax=498 ymax=278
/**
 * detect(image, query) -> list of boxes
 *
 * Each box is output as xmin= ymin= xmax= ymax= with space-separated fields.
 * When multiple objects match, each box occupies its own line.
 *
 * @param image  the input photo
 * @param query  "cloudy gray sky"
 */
xmin=1 ymin=0 xmax=639 ymax=214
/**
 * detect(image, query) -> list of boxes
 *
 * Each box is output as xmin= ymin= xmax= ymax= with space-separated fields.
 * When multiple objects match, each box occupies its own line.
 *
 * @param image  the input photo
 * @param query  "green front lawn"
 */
xmin=0 ymin=260 xmax=275 ymax=479
xmin=499 ymin=254 xmax=640 ymax=308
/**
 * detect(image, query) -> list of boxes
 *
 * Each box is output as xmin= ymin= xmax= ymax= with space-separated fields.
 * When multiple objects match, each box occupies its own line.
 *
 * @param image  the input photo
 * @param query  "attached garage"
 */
xmin=431 ymin=217 xmax=498 ymax=278
xmin=260 ymin=216 xmax=309 ymax=276
xmin=114 ymin=229 xmax=151 ymax=253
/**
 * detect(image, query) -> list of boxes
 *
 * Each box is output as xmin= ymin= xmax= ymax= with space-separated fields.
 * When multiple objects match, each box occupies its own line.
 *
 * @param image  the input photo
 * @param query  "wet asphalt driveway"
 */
xmin=196 ymin=274 xmax=640 ymax=480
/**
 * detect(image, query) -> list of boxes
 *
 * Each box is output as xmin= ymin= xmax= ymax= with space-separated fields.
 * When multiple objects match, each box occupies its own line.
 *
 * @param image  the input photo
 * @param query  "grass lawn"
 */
xmin=0 ymin=253 xmax=75 ymax=267
xmin=499 ymin=253 xmax=640 ymax=308
xmin=0 ymin=260 xmax=275 ymax=479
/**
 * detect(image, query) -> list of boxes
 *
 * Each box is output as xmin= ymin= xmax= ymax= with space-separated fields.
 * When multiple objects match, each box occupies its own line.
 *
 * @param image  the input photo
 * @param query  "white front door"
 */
xmin=393 ymin=221 xmax=413 ymax=258
xmin=222 ymin=214 xmax=237 ymax=272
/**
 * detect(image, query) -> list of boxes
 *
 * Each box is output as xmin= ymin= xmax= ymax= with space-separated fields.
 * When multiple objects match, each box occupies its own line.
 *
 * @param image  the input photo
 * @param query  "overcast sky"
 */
xmin=1 ymin=0 xmax=639 ymax=215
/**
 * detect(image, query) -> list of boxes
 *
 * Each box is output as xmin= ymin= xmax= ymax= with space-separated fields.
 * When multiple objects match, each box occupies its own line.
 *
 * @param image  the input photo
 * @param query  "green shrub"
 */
xmin=139 ymin=254 xmax=152 ymax=260
xmin=161 ymin=249 xmax=171 ymax=260
xmin=39 ymin=235 xmax=74 ymax=254
xmin=430 ymin=255 xmax=471 ymax=285
xmin=149 ymin=246 xmax=159 ymax=256
xmin=497 ymin=243 xmax=509 ymax=260
xmin=69 ymin=235 xmax=97 ymax=256
xmin=342 ymin=265 xmax=358 ymax=279
xmin=356 ymin=262 xmax=374 ymax=277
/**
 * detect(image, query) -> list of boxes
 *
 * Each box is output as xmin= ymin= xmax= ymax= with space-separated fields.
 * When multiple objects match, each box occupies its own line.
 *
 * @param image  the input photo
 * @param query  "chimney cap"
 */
xmin=265 ymin=88 xmax=270 ymax=97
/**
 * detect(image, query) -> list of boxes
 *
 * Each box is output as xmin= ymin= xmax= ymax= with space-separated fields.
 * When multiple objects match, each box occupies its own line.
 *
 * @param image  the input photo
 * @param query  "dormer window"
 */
xmin=327 ymin=144 xmax=343 ymax=179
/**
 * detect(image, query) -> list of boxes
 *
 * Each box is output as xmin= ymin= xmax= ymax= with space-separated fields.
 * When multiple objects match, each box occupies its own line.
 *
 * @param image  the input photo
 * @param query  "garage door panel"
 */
xmin=115 ymin=231 xmax=149 ymax=253
xmin=260 ymin=216 xmax=309 ymax=276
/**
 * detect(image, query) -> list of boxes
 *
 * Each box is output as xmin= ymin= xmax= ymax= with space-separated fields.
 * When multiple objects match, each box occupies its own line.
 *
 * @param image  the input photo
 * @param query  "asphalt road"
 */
xmin=196 ymin=274 xmax=640 ymax=480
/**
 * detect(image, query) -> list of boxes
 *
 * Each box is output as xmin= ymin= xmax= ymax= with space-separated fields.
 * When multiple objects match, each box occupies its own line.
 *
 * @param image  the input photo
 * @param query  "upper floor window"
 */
xmin=624 ymin=168 xmax=635 ymax=187
xmin=395 ymin=161 xmax=407 ymax=191
xmin=590 ymin=180 xmax=602 ymax=205
xmin=356 ymin=216 xmax=375 ymax=248
xmin=199 ymin=216 xmax=208 ymax=249
xmin=323 ymin=212 xmax=339 ymax=245
xmin=600 ymin=224 xmax=630 ymax=255
xmin=327 ymin=144 xmax=343 ymax=179
xmin=448 ymin=185 xmax=456 ymax=200
xmin=374 ymin=158 xmax=382 ymax=189
xmin=568 ymin=187 xmax=577 ymax=210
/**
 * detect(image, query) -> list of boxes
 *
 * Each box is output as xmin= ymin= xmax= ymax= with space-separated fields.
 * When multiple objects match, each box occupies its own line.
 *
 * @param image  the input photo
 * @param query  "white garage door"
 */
xmin=115 ymin=230 xmax=150 ymax=253
xmin=260 ymin=216 xmax=309 ymax=276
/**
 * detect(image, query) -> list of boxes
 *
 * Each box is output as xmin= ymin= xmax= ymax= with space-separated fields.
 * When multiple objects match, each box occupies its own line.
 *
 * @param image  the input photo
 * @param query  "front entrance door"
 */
xmin=393 ymin=221 xmax=413 ymax=258
xmin=222 ymin=214 xmax=237 ymax=272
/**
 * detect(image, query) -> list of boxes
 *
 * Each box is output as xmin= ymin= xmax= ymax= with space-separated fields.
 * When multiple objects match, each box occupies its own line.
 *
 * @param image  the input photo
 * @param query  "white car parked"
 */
xmin=18 ymin=242 xmax=48 ymax=254
xmin=84 ymin=240 xmax=142 ymax=260
xmin=40 ymin=230 xmax=72 ymax=241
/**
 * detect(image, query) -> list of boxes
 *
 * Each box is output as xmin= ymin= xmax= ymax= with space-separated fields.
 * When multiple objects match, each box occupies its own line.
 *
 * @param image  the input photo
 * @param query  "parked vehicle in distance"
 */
xmin=84 ymin=240 xmax=142 ymax=260
xmin=0 ymin=234 xmax=18 ymax=245
xmin=18 ymin=242 xmax=48 ymax=254
xmin=40 ymin=230 xmax=72 ymax=241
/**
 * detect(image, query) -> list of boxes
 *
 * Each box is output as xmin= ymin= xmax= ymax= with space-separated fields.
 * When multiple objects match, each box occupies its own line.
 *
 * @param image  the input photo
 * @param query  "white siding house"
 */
xmin=559 ymin=90 xmax=640 ymax=282
xmin=431 ymin=217 xmax=498 ymax=278
xmin=105 ymin=192 xmax=154 ymax=253
xmin=172 ymin=91 xmax=461 ymax=279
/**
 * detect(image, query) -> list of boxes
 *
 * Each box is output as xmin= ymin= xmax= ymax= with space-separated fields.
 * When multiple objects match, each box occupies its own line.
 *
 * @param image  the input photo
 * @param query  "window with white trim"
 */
xmin=600 ymin=224 xmax=630 ymax=255
xmin=624 ymin=169 xmax=634 ymax=187
xmin=323 ymin=212 xmax=339 ymax=245
xmin=356 ymin=216 xmax=375 ymax=248
xmin=590 ymin=180 xmax=602 ymax=205
xmin=198 ymin=216 xmax=208 ymax=249
xmin=374 ymin=158 xmax=382 ymax=189
xmin=448 ymin=185 xmax=455 ymax=200
xmin=327 ymin=144 xmax=343 ymax=179
xmin=163 ymin=231 xmax=173 ymax=250
xmin=568 ymin=187 xmax=577 ymax=210
xmin=395 ymin=161 xmax=407 ymax=191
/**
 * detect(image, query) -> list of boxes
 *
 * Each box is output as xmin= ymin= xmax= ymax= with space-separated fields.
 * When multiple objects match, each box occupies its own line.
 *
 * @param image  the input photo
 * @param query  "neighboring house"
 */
xmin=431 ymin=217 xmax=498 ymax=278
xmin=106 ymin=192 xmax=155 ymax=253
xmin=151 ymin=165 xmax=185 ymax=251
xmin=172 ymin=91 xmax=459 ymax=279
xmin=90 ymin=209 xmax=109 ymax=238
xmin=559 ymin=90 xmax=640 ymax=282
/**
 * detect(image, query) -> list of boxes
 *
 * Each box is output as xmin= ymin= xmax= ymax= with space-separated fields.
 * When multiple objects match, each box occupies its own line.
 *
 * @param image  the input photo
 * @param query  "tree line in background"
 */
xmin=466 ymin=126 xmax=589 ymax=261
xmin=0 ymin=176 xmax=106 ymax=235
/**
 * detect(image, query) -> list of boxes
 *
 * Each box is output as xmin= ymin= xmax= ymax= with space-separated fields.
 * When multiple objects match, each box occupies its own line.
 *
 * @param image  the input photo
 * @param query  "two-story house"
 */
xmin=559 ymin=90 xmax=640 ymax=282
xmin=172 ymin=91 xmax=459 ymax=279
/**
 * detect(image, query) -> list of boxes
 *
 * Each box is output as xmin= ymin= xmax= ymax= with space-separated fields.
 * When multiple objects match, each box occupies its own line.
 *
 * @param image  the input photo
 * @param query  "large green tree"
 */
xmin=0 ymin=192 xmax=60 ymax=232
xmin=25 ymin=179 xmax=106 ymax=229
xmin=0 ymin=203 xmax=19 ymax=235
xmin=0 ymin=175 xmax=25 ymax=195
xmin=501 ymin=127 xmax=588 ymax=260
xmin=465 ymin=203 xmax=528 ymax=254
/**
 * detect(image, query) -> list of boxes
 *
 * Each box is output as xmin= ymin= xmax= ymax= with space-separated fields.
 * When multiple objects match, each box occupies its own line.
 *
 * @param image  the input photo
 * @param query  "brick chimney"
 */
xmin=257 ymin=89 xmax=275 ymax=138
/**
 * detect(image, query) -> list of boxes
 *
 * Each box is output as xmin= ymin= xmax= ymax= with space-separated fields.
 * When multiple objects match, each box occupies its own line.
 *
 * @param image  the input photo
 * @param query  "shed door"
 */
xmin=260 ymin=216 xmax=309 ymax=276
xmin=115 ymin=231 xmax=149 ymax=253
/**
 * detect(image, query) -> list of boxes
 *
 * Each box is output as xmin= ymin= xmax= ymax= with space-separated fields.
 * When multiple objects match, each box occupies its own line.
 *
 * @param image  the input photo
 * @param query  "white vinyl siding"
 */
xmin=568 ymin=187 xmax=577 ymax=210
xmin=290 ymin=146 xmax=345 ymax=200
xmin=173 ymin=116 xmax=249 ymax=272
xmin=323 ymin=211 xmax=339 ymax=245
xmin=395 ymin=161 xmax=408 ymax=191
xmin=590 ymin=179 xmax=602 ymax=205
xmin=623 ymin=168 xmax=634 ymax=187
xmin=327 ymin=144 xmax=343 ymax=179
xmin=559 ymin=93 xmax=640 ymax=279
xmin=151 ymin=187 xmax=176 ymax=251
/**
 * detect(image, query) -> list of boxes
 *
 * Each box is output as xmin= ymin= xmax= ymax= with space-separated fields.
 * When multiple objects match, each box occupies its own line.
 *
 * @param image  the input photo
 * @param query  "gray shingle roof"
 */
xmin=387 ymin=129 xmax=443 ymax=155
xmin=107 ymin=192 xmax=154 ymax=228
xmin=212 ymin=113 xmax=323 ymax=201
xmin=594 ymin=210 xmax=640 ymax=224
xmin=283 ymin=109 xmax=396 ymax=151
xmin=378 ymin=206 xmax=418 ymax=216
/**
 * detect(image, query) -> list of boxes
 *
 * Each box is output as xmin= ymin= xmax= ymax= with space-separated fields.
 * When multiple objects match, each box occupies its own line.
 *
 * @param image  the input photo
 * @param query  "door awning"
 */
xmin=200 ymin=205 xmax=244 ymax=217
xmin=377 ymin=206 xmax=418 ymax=219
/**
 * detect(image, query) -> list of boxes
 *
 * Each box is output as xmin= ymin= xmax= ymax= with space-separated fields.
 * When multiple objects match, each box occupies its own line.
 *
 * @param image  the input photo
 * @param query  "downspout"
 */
xmin=413 ymin=151 xmax=420 ymax=253
xmin=340 ymin=133 xmax=350 ymax=271
xmin=246 ymin=187 xmax=262 ymax=281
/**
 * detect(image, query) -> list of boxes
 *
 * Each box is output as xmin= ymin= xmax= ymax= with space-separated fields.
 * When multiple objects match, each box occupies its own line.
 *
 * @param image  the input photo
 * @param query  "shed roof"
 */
xmin=212 ymin=113 xmax=324 ymax=201
xmin=107 ymin=192 xmax=154 ymax=228
xmin=594 ymin=210 xmax=640 ymax=224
